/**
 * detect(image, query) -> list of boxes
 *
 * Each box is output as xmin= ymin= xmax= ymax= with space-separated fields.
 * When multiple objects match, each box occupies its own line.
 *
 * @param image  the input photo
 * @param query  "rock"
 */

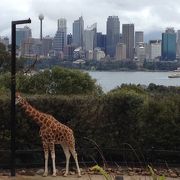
xmin=2 ymin=172 xmax=10 ymax=176
xmin=168 ymin=169 xmax=173 ymax=173
xmin=128 ymin=167 xmax=133 ymax=171
xmin=133 ymin=168 xmax=141 ymax=172
xmin=36 ymin=169 xmax=44 ymax=175
xmin=174 ymin=168 xmax=180 ymax=175
xmin=128 ymin=172 xmax=134 ymax=176
xmin=26 ymin=171 xmax=35 ymax=176
xmin=170 ymin=173 xmax=178 ymax=178
xmin=116 ymin=170 xmax=123 ymax=175
xmin=107 ymin=168 xmax=112 ymax=172
xmin=154 ymin=168 xmax=158 ymax=173
xmin=141 ymin=171 xmax=151 ymax=176
xmin=81 ymin=171 xmax=85 ymax=175
xmin=70 ymin=171 xmax=75 ymax=175
xmin=19 ymin=170 xmax=26 ymax=175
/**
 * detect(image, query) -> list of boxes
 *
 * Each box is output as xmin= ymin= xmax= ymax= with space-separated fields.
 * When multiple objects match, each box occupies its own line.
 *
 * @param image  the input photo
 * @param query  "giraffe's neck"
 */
xmin=20 ymin=100 xmax=45 ymax=126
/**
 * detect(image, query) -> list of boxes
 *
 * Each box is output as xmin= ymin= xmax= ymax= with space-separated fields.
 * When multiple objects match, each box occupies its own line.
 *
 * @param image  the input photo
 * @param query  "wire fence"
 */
xmin=1 ymin=148 xmax=180 ymax=169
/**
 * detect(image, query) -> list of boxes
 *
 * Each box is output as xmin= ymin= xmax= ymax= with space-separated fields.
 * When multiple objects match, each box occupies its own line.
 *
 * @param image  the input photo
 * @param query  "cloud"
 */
xmin=1 ymin=0 xmax=180 ymax=40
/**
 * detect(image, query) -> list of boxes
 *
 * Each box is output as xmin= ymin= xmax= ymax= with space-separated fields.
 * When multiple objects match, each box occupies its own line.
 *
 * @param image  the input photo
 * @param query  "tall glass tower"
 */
xmin=53 ymin=18 xmax=67 ymax=52
xmin=16 ymin=26 xmax=32 ymax=47
xmin=161 ymin=28 xmax=176 ymax=61
xmin=122 ymin=24 xmax=134 ymax=60
xmin=72 ymin=16 xmax=84 ymax=48
xmin=106 ymin=16 xmax=120 ymax=57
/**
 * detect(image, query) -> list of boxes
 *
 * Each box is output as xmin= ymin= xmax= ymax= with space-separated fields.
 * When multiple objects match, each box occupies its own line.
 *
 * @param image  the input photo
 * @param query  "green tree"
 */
xmin=0 ymin=43 xmax=11 ymax=72
xmin=0 ymin=67 xmax=103 ymax=95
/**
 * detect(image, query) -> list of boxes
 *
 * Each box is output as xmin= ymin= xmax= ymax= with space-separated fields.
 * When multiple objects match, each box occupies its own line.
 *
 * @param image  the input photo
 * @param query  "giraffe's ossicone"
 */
xmin=15 ymin=92 xmax=81 ymax=177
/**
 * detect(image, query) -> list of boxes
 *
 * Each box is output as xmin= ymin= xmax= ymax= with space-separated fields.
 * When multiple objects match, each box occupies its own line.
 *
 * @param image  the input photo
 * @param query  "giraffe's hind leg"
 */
xmin=70 ymin=148 xmax=81 ymax=177
xmin=61 ymin=144 xmax=71 ymax=176
xmin=49 ymin=142 xmax=56 ymax=177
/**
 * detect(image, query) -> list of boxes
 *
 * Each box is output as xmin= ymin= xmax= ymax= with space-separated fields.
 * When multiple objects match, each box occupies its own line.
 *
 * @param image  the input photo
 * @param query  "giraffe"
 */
xmin=15 ymin=92 xmax=81 ymax=177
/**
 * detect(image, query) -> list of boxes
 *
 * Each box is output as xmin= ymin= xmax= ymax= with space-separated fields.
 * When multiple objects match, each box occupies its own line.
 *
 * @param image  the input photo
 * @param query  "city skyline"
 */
xmin=1 ymin=0 xmax=180 ymax=41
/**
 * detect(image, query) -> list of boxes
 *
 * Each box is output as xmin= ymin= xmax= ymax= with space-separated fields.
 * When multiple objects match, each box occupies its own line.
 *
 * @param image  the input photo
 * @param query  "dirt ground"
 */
xmin=0 ymin=175 xmax=177 ymax=180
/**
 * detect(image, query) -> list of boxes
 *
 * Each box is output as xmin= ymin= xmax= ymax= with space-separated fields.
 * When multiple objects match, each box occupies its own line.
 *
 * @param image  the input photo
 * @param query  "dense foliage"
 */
xmin=0 ymin=84 xmax=180 ymax=165
xmin=0 ymin=67 xmax=102 ymax=95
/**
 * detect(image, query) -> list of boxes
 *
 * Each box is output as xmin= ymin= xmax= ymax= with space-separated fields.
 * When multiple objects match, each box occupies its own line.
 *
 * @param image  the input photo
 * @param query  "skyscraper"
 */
xmin=106 ymin=16 xmax=120 ymax=57
xmin=96 ymin=32 xmax=106 ymax=53
xmin=161 ymin=28 xmax=176 ymax=61
xmin=42 ymin=36 xmax=53 ymax=56
xmin=83 ymin=23 xmax=97 ymax=51
xmin=67 ymin=33 xmax=73 ymax=45
xmin=73 ymin=16 xmax=84 ymax=47
xmin=149 ymin=40 xmax=161 ymax=60
xmin=135 ymin=31 xmax=144 ymax=46
xmin=115 ymin=43 xmax=126 ymax=60
xmin=53 ymin=18 xmax=67 ymax=53
xmin=16 ymin=26 xmax=32 ymax=47
xmin=176 ymin=30 xmax=180 ymax=57
xmin=122 ymin=24 xmax=134 ymax=60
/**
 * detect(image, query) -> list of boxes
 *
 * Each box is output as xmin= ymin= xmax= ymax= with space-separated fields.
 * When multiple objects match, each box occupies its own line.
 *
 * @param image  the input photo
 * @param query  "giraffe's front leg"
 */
xmin=43 ymin=143 xmax=49 ymax=177
xmin=49 ymin=143 xmax=56 ymax=177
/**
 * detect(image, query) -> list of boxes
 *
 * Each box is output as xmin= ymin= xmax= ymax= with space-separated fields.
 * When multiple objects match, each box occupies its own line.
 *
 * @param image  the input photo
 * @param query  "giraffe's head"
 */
xmin=15 ymin=92 xmax=24 ymax=105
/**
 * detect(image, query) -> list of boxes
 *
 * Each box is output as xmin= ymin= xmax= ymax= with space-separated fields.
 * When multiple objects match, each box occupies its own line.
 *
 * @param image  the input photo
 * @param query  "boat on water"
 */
xmin=168 ymin=73 xmax=180 ymax=78
xmin=174 ymin=67 xmax=180 ymax=72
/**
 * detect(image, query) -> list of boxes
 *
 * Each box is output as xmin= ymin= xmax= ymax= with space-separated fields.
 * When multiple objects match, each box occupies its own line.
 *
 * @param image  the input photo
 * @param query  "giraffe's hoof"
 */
xmin=63 ymin=173 xmax=68 ymax=177
xmin=42 ymin=172 xmax=48 ymax=177
xmin=78 ymin=174 xmax=82 ymax=177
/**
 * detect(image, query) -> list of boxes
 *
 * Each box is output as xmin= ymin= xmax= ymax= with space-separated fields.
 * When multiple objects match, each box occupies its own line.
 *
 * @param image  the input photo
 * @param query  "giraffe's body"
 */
xmin=15 ymin=93 xmax=81 ymax=177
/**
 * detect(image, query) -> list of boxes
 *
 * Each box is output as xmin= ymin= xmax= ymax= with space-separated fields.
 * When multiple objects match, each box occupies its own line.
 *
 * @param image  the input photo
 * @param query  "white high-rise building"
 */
xmin=93 ymin=48 xmax=105 ymax=61
xmin=149 ymin=40 xmax=161 ymax=60
xmin=115 ymin=43 xmax=126 ymax=60
xmin=83 ymin=23 xmax=97 ymax=51
xmin=135 ymin=43 xmax=146 ymax=61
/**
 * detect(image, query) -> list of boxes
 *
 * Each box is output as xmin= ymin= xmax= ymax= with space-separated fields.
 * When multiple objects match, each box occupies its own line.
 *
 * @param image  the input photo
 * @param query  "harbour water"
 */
xmin=87 ymin=71 xmax=180 ymax=92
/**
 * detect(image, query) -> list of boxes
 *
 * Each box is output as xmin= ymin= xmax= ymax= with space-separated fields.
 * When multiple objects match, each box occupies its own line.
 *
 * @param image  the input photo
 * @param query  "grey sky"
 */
xmin=1 ymin=0 xmax=180 ymax=39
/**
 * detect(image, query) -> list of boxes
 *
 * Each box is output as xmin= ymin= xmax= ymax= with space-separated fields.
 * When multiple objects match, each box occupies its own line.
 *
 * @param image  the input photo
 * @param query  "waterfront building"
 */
xmin=16 ymin=26 xmax=32 ymax=47
xmin=86 ymin=50 xmax=93 ymax=60
xmin=122 ymin=24 xmax=134 ymax=60
xmin=106 ymin=16 xmax=120 ymax=57
xmin=73 ymin=47 xmax=85 ymax=60
xmin=53 ymin=18 xmax=67 ymax=54
xmin=161 ymin=28 xmax=176 ymax=61
xmin=73 ymin=16 xmax=84 ymax=47
xmin=115 ymin=43 xmax=126 ymax=60
xmin=93 ymin=48 xmax=105 ymax=61
xmin=83 ymin=23 xmax=97 ymax=51
xmin=135 ymin=43 xmax=146 ymax=61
